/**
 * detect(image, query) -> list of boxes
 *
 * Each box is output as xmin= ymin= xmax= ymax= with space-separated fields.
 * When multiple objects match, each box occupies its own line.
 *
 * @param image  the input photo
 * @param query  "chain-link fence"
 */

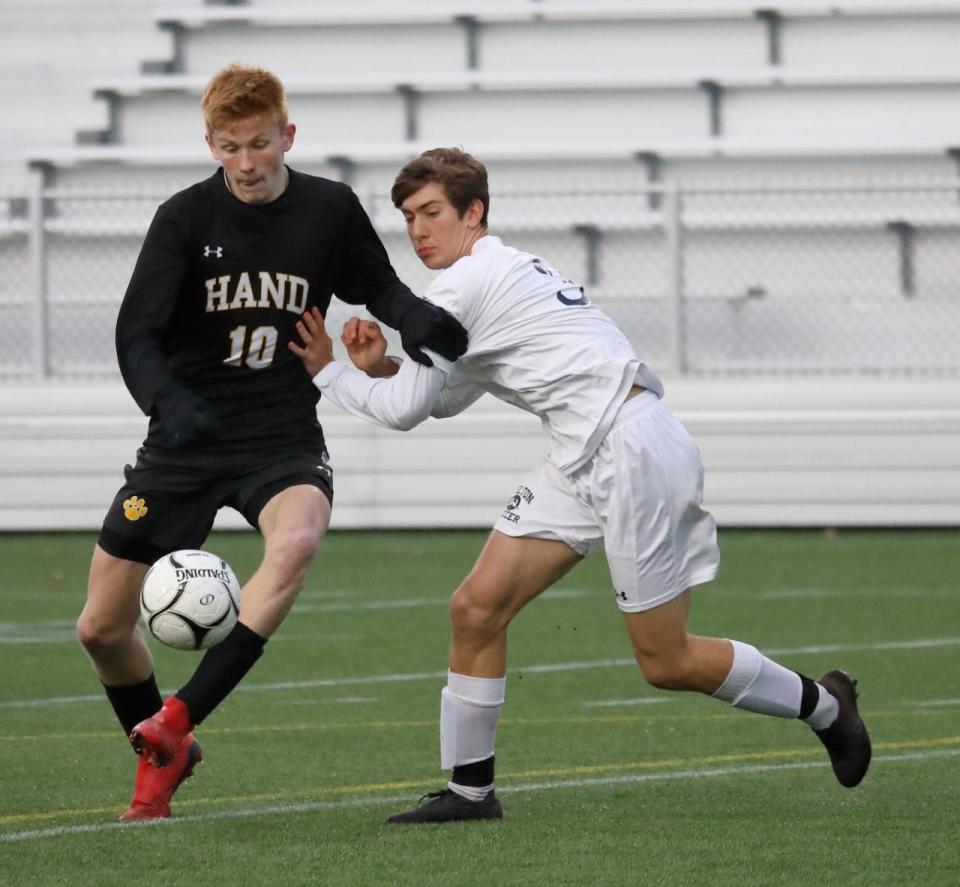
xmin=2 ymin=178 xmax=958 ymax=379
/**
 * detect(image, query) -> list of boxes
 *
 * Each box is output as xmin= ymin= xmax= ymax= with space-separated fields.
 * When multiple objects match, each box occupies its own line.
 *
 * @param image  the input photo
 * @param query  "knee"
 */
xmin=76 ymin=609 xmax=134 ymax=655
xmin=633 ymin=646 xmax=692 ymax=691
xmin=449 ymin=583 xmax=504 ymax=641
xmin=267 ymin=527 xmax=321 ymax=581
xmin=638 ymin=659 xmax=685 ymax=691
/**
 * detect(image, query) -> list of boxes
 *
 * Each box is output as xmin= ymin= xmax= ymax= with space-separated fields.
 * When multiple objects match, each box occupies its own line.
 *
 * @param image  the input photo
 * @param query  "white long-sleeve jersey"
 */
xmin=314 ymin=235 xmax=663 ymax=474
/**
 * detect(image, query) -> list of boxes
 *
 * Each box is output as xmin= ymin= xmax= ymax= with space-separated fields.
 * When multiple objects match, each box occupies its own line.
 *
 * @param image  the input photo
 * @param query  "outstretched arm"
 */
xmin=430 ymin=375 xmax=487 ymax=418
xmin=338 ymin=315 xmax=486 ymax=418
xmin=289 ymin=307 xmax=447 ymax=431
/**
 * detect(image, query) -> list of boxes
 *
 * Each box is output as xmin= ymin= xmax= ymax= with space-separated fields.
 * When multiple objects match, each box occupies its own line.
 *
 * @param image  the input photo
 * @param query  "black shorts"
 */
xmin=98 ymin=445 xmax=334 ymax=565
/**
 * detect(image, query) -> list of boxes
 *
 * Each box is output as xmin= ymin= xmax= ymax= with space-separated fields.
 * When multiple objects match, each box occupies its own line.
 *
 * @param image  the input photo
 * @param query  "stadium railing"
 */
xmin=153 ymin=2 xmax=960 ymax=27
xmin=4 ymin=177 xmax=959 ymax=380
xmin=26 ymin=135 xmax=960 ymax=170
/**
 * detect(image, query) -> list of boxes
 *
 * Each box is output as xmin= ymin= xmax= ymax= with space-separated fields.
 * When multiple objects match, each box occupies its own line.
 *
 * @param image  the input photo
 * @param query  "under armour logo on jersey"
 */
xmin=204 ymin=245 xmax=223 ymax=258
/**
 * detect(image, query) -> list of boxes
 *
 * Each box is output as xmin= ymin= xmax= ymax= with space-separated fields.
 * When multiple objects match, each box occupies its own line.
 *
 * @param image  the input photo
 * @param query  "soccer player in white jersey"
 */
xmin=290 ymin=148 xmax=871 ymax=823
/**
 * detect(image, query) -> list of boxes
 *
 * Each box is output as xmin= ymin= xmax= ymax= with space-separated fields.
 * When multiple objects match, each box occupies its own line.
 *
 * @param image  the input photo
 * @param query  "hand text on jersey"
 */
xmin=205 ymin=272 xmax=309 ymax=314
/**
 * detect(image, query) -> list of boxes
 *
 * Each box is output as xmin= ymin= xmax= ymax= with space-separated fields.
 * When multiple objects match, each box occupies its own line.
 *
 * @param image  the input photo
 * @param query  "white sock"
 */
xmin=712 ymin=640 xmax=803 ymax=718
xmin=440 ymin=670 xmax=506 ymax=773
xmin=803 ymin=684 xmax=840 ymax=731
xmin=447 ymin=780 xmax=494 ymax=802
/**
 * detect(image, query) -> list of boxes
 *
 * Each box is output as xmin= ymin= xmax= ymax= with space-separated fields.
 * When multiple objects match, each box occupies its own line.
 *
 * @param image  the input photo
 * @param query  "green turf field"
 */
xmin=0 ymin=530 xmax=958 ymax=886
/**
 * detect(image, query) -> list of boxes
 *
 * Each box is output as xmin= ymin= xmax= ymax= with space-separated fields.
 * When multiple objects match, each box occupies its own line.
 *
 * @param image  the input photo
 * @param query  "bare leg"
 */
xmin=622 ymin=590 xmax=733 ymax=694
xmin=77 ymin=544 xmax=152 ymax=686
xmin=387 ymin=530 xmax=583 ymax=823
xmin=241 ymin=484 xmax=331 ymax=637
xmin=449 ymin=530 xmax=583 ymax=677
xmin=622 ymin=588 xmax=871 ymax=787
xmin=169 ymin=484 xmax=332 ymax=728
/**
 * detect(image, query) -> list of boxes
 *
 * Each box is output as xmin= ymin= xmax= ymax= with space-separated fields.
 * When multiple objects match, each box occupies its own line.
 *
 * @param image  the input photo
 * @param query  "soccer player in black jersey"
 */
xmin=74 ymin=65 xmax=468 ymax=822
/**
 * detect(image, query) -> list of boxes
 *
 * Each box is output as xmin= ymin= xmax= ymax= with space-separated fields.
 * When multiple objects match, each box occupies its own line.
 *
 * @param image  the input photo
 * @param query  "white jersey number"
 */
xmin=224 ymin=325 xmax=278 ymax=369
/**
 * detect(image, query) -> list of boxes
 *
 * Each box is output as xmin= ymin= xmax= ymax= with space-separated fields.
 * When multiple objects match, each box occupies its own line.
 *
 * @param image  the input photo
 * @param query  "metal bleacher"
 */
xmin=20 ymin=0 xmax=960 ymax=187
xmin=8 ymin=0 xmax=959 ymax=328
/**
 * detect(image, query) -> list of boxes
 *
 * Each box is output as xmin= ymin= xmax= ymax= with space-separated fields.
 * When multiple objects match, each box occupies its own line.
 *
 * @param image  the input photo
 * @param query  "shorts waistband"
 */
xmin=613 ymin=387 xmax=660 ymax=427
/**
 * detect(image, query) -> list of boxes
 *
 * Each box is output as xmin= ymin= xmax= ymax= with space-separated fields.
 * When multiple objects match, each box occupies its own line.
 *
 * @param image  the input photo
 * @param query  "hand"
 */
xmin=398 ymin=302 xmax=468 ymax=367
xmin=155 ymin=385 xmax=220 ymax=447
xmin=340 ymin=317 xmax=396 ymax=377
xmin=289 ymin=307 xmax=335 ymax=377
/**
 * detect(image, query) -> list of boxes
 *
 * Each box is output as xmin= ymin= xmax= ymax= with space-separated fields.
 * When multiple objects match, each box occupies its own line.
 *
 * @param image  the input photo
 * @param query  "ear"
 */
xmin=205 ymin=131 xmax=219 ymax=162
xmin=466 ymin=198 xmax=484 ymax=229
xmin=282 ymin=122 xmax=296 ymax=152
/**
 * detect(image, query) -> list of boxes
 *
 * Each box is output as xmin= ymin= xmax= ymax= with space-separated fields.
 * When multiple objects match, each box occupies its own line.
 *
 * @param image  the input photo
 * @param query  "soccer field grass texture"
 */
xmin=0 ymin=530 xmax=958 ymax=886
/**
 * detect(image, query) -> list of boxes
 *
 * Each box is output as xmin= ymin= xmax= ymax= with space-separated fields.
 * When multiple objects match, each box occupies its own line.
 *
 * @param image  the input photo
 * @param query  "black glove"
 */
xmin=398 ymin=302 xmax=468 ymax=367
xmin=155 ymin=385 xmax=220 ymax=447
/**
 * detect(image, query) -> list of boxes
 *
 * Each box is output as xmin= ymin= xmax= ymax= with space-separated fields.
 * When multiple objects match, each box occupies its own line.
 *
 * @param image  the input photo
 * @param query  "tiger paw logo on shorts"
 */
xmin=123 ymin=496 xmax=148 ymax=521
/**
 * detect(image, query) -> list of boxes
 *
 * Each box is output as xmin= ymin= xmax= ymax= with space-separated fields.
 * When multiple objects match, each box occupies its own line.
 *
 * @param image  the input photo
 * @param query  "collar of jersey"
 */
xmin=471 ymin=234 xmax=499 ymax=254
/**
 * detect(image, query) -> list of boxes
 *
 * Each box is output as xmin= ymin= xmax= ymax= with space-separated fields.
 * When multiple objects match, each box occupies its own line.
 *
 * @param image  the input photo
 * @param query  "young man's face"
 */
xmin=400 ymin=181 xmax=484 ymax=270
xmin=205 ymin=113 xmax=295 ymax=205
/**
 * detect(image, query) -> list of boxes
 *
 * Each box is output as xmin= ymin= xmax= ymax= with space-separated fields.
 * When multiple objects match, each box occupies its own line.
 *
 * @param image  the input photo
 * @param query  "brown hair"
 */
xmin=201 ymin=64 xmax=288 ymax=133
xmin=391 ymin=147 xmax=489 ymax=227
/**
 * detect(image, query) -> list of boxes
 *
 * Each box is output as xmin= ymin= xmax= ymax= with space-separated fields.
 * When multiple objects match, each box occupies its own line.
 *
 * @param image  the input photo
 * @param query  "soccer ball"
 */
xmin=140 ymin=549 xmax=241 ymax=651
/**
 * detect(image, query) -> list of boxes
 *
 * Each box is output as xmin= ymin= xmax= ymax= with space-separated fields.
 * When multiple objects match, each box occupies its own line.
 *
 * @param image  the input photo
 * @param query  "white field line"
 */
xmin=0 ymin=620 xmax=76 ymax=629
xmin=758 ymin=588 xmax=951 ymax=600
xmin=0 ymin=632 xmax=361 ymax=646
xmin=292 ymin=596 xmax=449 ymax=614
xmin=764 ymin=637 xmax=960 ymax=656
xmin=0 ymin=589 xmax=594 ymax=643
xmin=582 ymin=698 xmax=672 ymax=708
xmin=0 ymin=619 xmax=76 ymax=645
xmin=294 ymin=589 xmax=359 ymax=599
xmin=283 ymin=696 xmax=377 ymax=706
xmin=269 ymin=633 xmax=362 ymax=643
xmin=0 ymin=584 xmax=947 ymax=637
xmin=2 ymin=635 xmax=959 ymax=710
xmin=0 ymin=633 xmax=362 ymax=646
xmin=0 ymin=694 xmax=106 ymax=708
xmin=759 ymin=589 xmax=830 ymax=598
xmin=292 ymin=587 xmax=591 ymax=613
xmin=0 ymin=747 xmax=955 ymax=845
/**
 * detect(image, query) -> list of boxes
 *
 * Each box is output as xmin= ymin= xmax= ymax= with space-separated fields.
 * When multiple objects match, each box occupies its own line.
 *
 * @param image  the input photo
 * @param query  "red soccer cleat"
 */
xmin=129 ymin=696 xmax=192 ymax=766
xmin=119 ymin=733 xmax=203 ymax=822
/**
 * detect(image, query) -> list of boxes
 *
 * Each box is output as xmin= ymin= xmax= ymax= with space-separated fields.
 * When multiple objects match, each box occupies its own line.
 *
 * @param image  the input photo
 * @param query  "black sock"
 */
xmin=452 ymin=755 xmax=495 ymax=788
xmin=176 ymin=622 xmax=266 ymax=726
xmin=797 ymin=673 xmax=820 ymax=720
xmin=103 ymin=675 xmax=163 ymax=738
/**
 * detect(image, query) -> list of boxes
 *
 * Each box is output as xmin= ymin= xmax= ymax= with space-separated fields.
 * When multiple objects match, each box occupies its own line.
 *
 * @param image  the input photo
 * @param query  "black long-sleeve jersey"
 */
xmin=116 ymin=167 xmax=421 ymax=454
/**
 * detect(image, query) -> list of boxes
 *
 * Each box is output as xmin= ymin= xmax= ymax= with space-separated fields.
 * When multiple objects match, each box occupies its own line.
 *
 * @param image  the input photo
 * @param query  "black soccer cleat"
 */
xmin=385 ymin=788 xmax=503 ymax=824
xmin=814 ymin=669 xmax=872 ymax=788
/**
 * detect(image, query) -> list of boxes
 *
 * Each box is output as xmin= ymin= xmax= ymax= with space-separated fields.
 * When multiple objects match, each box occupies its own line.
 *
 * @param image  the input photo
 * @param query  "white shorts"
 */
xmin=494 ymin=391 xmax=720 ymax=613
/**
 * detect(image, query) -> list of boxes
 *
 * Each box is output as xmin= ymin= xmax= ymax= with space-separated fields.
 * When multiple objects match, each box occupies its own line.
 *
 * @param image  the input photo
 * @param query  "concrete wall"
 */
xmin=2 ymin=376 xmax=958 ymax=531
